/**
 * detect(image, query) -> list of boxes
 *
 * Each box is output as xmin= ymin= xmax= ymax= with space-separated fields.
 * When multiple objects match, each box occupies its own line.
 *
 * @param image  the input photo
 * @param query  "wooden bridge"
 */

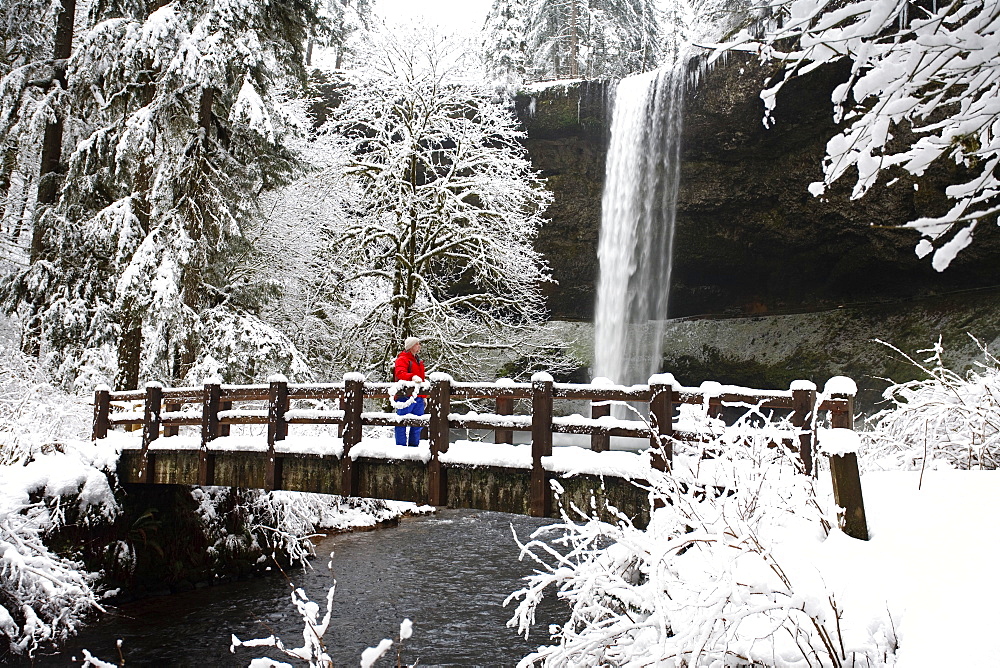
xmin=94 ymin=373 xmax=867 ymax=536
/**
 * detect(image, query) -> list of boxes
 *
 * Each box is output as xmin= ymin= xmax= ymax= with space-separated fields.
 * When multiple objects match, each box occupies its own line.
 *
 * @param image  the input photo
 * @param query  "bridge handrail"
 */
xmin=93 ymin=373 xmax=866 ymax=539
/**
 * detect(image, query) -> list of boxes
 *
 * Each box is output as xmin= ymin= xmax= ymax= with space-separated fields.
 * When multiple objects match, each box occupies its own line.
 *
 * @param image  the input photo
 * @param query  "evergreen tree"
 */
xmin=311 ymin=0 xmax=373 ymax=68
xmin=0 ymin=0 xmax=320 ymax=389
xmin=484 ymin=0 xmax=662 ymax=82
xmin=482 ymin=0 xmax=530 ymax=87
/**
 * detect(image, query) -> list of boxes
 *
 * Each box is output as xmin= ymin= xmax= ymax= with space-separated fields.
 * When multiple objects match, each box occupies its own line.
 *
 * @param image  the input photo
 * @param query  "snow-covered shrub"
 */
xmin=0 ymin=342 xmax=91 ymax=465
xmin=0 ymin=441 xmax=119 ymax=656
xmin=194 ymin=488 xmax=405 ymax=568
xmin=231 ymin=556 xmax=415 ymax=668
xmin=507 ymin=405 xmax=894 ymax=667
xmin=865 ymin=337 xmax=1000 ymax=471
xmin=0 ymin=338 xmax=121 ymax=657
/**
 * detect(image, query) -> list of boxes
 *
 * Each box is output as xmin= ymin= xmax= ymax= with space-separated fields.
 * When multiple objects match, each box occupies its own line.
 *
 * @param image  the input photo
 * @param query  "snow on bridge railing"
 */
xmin=92 ymin=373 xmax=866 ymax=537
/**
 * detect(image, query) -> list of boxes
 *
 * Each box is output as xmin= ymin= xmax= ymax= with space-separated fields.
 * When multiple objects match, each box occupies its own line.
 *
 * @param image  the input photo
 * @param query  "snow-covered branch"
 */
xmin=715 ymin=0 xmax=1000 ymax=270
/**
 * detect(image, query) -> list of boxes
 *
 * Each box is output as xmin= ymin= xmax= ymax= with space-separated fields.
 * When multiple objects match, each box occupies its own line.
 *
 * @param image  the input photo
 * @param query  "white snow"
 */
xmin=790 ymin=379 xmax=818 ymax=391
xmin=818 ymin=427 xmax=861 ymax=455
xmin=824 ymin=375 xmax=858 ymax=396
xmin=824 ymin=470 xmax=1000 ymax=666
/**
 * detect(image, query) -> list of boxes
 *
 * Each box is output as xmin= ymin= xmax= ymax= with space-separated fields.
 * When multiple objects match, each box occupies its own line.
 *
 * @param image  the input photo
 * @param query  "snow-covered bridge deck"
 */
xmin=95 ymin=374 xmax=864 ymax=531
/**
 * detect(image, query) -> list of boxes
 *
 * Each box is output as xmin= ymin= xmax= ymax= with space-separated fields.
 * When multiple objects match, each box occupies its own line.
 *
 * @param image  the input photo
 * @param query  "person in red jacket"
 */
xmin=394 ymin=336 xmax=426 ymax=446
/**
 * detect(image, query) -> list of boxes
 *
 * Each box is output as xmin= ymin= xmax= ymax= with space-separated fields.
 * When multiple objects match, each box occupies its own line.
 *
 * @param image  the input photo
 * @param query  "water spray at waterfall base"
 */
xmin=594 ymin=64 xmax=686 ymax=387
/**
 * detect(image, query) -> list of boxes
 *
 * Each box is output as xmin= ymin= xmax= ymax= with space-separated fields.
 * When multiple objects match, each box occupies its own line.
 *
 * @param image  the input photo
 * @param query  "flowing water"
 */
xmin=593 ymin=65 xmax=686 ymax=387
xmin=32 ymin=510 xmax=564 ymax=667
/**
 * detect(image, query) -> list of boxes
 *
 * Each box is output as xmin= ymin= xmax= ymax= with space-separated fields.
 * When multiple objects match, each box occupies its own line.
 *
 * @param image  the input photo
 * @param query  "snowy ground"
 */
xmin=831 ymin=469 xmax=1000 ymax=667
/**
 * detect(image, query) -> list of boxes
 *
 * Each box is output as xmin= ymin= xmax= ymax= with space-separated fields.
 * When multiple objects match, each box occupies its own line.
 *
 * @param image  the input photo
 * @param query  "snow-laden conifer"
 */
xmin=484 ymin=0 xmax=663 ymax=83
xmin=0 ymin=0 xmax=321 ymax=389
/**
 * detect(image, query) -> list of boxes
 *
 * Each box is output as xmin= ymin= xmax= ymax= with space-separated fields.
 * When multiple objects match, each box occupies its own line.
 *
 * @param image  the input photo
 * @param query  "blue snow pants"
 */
xmin=395 ymin=396 xmax=425 ymax=446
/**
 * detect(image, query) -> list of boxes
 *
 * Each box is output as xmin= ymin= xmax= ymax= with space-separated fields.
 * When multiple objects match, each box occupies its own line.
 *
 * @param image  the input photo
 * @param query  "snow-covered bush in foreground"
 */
xmin=231 ymin=555 xmax=414 ymax=668
xmin=508 ymin=405 xmax=895 ymax=666
xmin=865 ymin=337 xmax=1000 ymax=471
xmin=0 ymin=341 xmax=118 ymax=656
xmin=194 ymin=488 xmax=416 ymax=569
xmin=0 ymin=342 xmax=91 ymax=466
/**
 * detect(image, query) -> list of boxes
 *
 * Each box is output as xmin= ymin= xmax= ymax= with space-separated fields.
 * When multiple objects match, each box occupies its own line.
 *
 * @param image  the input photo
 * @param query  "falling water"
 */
xmin=593 ymin=64 xmax=686 ymax=386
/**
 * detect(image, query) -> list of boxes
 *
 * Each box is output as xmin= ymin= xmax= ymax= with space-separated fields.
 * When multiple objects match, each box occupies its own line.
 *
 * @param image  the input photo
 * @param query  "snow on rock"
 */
xmin=824 ymin=375 xmax=858 ymax=396
xmin=523 ymin=78 xmax=585 ymax=94
xmin=818 ymin=427 xmax=861 ymax=456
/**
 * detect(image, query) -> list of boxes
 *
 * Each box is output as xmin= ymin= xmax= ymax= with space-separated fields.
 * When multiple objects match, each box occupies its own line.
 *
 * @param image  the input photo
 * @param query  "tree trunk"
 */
xmin=23 ymin=0 xmax=76 ymax=358
xmin=115 ymin=58 xmax=156 ymax=388
xmin=176 ymin=85 xmax=214 ymax=381
xmin=116 ymin=320 xmax=142 ymax=390
xmin=568 ymin=0 xmax=579 ymax=78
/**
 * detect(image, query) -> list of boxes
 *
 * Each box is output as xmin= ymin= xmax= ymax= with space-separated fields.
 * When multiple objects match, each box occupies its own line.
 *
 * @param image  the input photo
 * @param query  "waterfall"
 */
xmin=593 ymin=65 xmax=686 ymax=386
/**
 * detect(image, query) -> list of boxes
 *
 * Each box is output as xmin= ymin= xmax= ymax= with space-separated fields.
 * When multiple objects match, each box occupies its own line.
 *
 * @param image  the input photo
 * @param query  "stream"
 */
xmin=34 ymin=510 xmax=565 ymax=667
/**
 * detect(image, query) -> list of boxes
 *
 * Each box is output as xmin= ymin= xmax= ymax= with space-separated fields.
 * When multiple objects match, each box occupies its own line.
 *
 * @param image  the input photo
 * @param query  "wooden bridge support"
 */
xmin=590 ymin=402 xmax=610 ymax=452
xmin=200 ymin=382 xmax=221 ymax=486
xmin=428 ymin=376 xmax=450 ymax=506
xmin=138 ymin=383 xmax=161 ymax=484
xmin=495 ymin=394 xmax=514 ymax=444
xmin=341 ymin=375 xmax=363 ymax=497
xmin=828 ymin=390 xmax=868 ymax=541
xmin=531 ymin=375 xmax=553 ymax=517
xmin=791 ymin=385 xmax=817 ymax=477
xmin=266 ymin=378 xmax=288 ymax=492
xmin=92 ymin=387 xmax=110 ymax=440
xmin=648 ymin=376 xmax=675 ymax=471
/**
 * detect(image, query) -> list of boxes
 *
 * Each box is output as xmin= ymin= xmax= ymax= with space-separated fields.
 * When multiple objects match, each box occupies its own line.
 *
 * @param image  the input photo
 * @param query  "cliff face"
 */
xmin=517 ymin=59 xmax=1000 ymax=321
xmin=515 ymin=82 xmax=612 ymax=320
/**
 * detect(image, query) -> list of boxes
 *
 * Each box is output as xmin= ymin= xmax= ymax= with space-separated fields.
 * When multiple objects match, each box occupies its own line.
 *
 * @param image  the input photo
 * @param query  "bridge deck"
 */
xmin=113 ymin=434 xmax=655 ymax=525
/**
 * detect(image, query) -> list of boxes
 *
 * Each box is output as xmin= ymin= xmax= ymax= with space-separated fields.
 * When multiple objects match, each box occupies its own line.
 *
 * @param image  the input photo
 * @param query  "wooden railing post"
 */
xmin=791 ymin=381 xmax=817 ymax=476
xmin=591 ymin=400 xmax=611 ymax=452
xmin=826 ymin=377 xmax=868 ymax=541
xmin=341 ymin=373 xmax=365 ymax=496
xmin=495 ymin=379 xmax=514 ymax=444
xmin=428 ymin=374 xmax=451 ymax=506
xmin=648 ymin=374 xmax=676 ymax=471
xmin=138 ymin=382 xmax=162 ymax=484
xmin=199 ymin=382 xmax=221 ymax=486
xmin=92 ymin=386 xmax=110 ymax=440
xmin=530 ymin=373 xmax=553 ymax=517
xmin=266 ymin=375 xmax=289 ymax=492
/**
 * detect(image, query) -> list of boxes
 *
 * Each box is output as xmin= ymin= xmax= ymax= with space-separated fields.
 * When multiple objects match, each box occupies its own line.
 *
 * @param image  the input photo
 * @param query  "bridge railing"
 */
xmin=92 ymin=373 xmax=865 ymax=537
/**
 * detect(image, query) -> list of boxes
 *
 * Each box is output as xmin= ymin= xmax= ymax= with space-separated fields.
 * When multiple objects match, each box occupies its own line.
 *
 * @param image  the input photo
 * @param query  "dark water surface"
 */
xmin=35 ymin=510 xmax=564 ymax=667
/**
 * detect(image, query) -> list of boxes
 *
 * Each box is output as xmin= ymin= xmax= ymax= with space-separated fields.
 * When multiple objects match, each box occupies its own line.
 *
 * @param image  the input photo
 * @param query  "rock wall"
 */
xmin=516 ymin=58 xmax=1000 ymax=321
xmin=551 ymin=288 xmax=1000 ymax=416
xmin=515 ymin=82 xmax=612 ymax=320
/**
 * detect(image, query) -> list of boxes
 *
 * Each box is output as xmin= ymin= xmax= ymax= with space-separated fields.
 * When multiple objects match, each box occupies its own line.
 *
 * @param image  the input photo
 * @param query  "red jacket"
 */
xmin=394 ymin=350 xmax=426 ymax=383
